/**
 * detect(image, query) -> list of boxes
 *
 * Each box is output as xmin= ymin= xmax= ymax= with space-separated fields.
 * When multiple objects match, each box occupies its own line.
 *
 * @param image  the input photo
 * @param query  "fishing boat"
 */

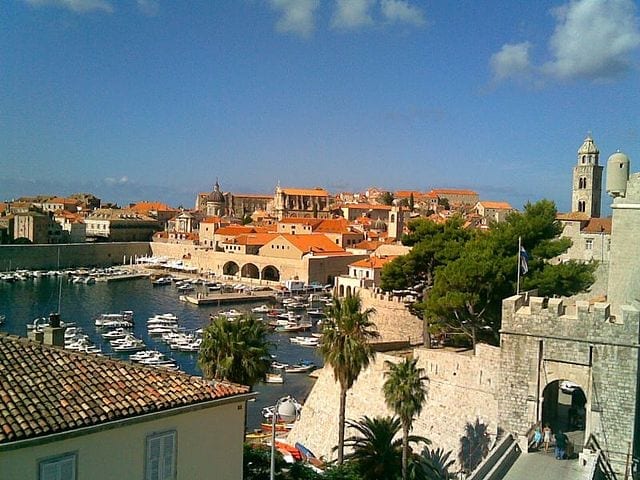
xmin=284 ymin=361 xmax=316 ymax=373
xmin=264 ymin=372 xmax=284 ymax=384
xmin=251 ymin=304 xmax=271 ymax=314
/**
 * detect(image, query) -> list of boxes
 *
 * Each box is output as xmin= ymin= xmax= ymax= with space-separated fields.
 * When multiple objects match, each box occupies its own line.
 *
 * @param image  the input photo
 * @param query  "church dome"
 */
xmin=208 ymin=180 xmax=225 ymax=203
xmin=578 ymin=135 xmax=599 ymax=155
xmin=373 ymin=218 xmax=387 ymax=231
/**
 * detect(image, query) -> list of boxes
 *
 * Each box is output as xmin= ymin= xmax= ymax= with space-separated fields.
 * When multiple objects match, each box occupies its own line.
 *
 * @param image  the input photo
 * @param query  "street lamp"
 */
xmin=269 ymin=397 xmax=298 ymax=480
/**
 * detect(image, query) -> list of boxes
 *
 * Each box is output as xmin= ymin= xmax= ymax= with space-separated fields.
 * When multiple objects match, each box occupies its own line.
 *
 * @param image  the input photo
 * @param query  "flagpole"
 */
xmin=517 ymin=236 xmax=521 ymax=295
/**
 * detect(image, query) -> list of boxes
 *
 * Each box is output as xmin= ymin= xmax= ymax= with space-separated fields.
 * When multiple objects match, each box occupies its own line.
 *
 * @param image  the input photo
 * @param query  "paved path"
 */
xmin=503 ymin=449 xmax=585 ymax=480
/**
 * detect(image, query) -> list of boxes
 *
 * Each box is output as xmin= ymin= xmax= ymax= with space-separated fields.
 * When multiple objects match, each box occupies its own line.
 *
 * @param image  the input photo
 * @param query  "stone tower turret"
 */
xmin=571 ymin=134 xmax=603 ymax=217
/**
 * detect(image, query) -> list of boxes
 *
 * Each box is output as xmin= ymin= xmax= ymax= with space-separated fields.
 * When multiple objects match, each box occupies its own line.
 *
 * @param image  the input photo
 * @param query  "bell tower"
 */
xmin=572 ymin=134 xmax=603 ymax=218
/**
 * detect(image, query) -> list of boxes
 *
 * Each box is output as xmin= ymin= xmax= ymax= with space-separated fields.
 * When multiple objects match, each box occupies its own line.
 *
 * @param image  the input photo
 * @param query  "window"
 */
xmin=586 ymin=239 xmax=593 ymax=250
xmin=146 ymin=431 xmax=176 ymax=480
xmin=39 ymin=452 xmax=76 ymax=480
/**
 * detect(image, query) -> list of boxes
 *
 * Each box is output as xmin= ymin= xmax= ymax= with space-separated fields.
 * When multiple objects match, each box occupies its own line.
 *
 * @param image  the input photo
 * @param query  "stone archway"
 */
xmin=223 ymin=261 xmax=239 ymax=276
xmin=541 ymin=379 xmax=587 ymax=451
xmin=261 ymin=265 xmax=280 ymax=282
xmin=241 ymin=263 xmax=259 ymax=279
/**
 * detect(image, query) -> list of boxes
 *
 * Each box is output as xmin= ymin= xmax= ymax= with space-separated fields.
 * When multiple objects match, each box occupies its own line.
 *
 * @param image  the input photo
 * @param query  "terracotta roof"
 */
xmin=0 ymin=334 xmax=249 ymax=444
xmin=45 ymin=197 xmax=78 ymax=205
xmin=129 ymin=201 xmax=177 ymax=213
xmin=229 ymin=233 xmax=278 ymax=246
xmin=276 ymin=234 xmax=346 ymax=255
xmin=353 ymin=240 xmax=383 ymax=250
xmin=278 ymin=218 xmax=323 ymax=227
xmin=582 ymin=218 xmax=612 ymax=234
xmin=394 ymin=190 xmax=424 ymax=199
xmin=430 ymin=189 xmax=478 ymax=196
xmin=349 ymin=256 xmax=396 ymax=269
xmin=215 ymin=225 xmax=259 ymax=236
xmin=201 ymin=216 xmax=224 ymax=224
xmin=281 ymin=188 xmax=329 ymax=197
xmin=343 ymin=203 xmax=392 ymax=211
xmin=557 ymin=212 xmax=590 ymax=221
xmin=315 ymin=218 xmax=352 ymax=233
xmin=477 ymin=201 xmax=513 ymax=210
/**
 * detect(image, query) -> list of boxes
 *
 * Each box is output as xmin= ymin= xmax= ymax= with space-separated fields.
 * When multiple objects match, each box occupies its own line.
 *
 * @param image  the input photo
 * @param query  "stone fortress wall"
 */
xmin=358 ymin=287 xmax=425 ymax=345
xmin=288 ymin=344 xmax=501 ymax=465
xmin=498 ymin=293 xmax=640 ymax=474
xmin=0 ymin=242 xmax=151 ymax=271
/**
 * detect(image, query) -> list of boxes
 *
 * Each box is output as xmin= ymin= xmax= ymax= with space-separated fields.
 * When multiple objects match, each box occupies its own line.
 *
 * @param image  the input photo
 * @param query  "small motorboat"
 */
xmin=284 ymin=361 xmax=316 ymax=373
xmin=264 ymin=372 xmax=284 ymax=384
xmin=251 ymin=304 xmax=271 ymax=314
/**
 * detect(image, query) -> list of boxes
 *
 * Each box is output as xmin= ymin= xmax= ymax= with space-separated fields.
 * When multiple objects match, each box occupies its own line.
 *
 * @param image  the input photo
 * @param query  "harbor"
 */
xmin=0 ymin=271 xmax=324 ymax=432
xmin=179 ymin=290 xmax=275 ymax=305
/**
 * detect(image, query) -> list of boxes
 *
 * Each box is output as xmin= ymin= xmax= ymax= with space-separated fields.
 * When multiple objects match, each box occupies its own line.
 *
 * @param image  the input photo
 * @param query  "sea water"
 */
xmin=0 ymin=276 xmax=322 ymax=430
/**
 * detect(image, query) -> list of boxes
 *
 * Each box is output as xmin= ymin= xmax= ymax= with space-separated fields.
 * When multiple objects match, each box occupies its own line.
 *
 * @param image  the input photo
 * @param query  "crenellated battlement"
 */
xmin=501 ymin=293 xmax=640 ymax=344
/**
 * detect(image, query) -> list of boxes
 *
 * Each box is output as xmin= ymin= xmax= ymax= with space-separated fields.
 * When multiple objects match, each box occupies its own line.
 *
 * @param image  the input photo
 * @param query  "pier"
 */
xmin=179 ymin=290 xmax=275 ymax=306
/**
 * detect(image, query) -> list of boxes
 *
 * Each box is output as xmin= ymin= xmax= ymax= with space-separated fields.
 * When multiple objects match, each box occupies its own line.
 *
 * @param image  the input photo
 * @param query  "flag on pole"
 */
xmin=520 ymin=246 xmax=529 ymax=275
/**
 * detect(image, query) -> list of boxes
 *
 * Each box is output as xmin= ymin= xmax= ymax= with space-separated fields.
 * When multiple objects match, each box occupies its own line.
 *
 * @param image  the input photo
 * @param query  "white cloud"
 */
xmin=104 ymin=176 xmax=129 ymax=185
xmin=332 ymin=0 xmax=375 ymax=29
xmin=490 ymin=42 xmax=533 ymax=82
xmin=380 ymin=0 xmax=425 ymax=26
xmin=270 ymin=0 xmax=319 ymax=38
xmin=23 ymin=0 xmax=113 ymax=13
xmin=136 ymin=0 xmax=158 ymax=17
xmin=543 ymin=0 xmax=640 ymax=80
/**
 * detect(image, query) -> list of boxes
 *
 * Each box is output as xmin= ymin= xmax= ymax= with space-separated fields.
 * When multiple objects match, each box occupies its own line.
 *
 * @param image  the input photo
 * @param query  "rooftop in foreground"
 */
xmin=0 ymin=334 xmax=250 ymax=444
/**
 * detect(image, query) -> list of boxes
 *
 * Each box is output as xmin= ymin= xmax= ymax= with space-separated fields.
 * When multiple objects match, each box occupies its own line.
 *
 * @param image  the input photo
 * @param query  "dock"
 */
xmin=179 ymin=290 xmax=275 ymax=306
xmin=96 ymin=273 xmax=151 ymax=282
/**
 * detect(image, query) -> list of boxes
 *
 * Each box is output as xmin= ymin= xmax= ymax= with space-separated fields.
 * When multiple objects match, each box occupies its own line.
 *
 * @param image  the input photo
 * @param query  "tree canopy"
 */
xmin=198 ymin=315 xmax=272 ymax=387
xmin=381 ymin=200 xmax=597 ymax=350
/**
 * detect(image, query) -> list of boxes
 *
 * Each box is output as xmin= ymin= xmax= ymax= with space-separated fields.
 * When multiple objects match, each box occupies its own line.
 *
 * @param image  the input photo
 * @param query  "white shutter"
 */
xmin=147 ymin=431 xmax=176 ymax=480
xmin=39 ymin=454 xmax=76 ymax=480
xmin=160 ymin=432 xmax=176 ymax=480
xmin=146 ymin=436 xmax=162 ymax=480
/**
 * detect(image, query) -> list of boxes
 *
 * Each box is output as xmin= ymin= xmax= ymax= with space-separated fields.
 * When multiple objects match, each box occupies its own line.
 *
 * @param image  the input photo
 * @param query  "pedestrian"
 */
xmin=533 ymin=423 xmax=543 ymax=450
xmin=555 ymin=430 xmax=568 ymax=460
xmin=543 ymin=424 xmax=552 ymax=453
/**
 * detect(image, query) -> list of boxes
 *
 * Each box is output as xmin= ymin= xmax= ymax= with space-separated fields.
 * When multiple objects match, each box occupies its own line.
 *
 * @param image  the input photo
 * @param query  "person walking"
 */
xmin=543 ymin=424 xmax=552 ymax=453
xmin=555 ymin=430 xmax=568 ymax=460
xmin=533 ymin=423 xmax=543 ymax=450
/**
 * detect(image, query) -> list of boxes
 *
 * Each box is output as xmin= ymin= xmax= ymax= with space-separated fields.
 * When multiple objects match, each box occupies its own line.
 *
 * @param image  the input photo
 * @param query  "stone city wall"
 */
xmin=0 ymin=243 xmax=151 ymax=271
xmin=358 ymin=288 xmax=424 ymax=344
xmin=288 ymin=344 xmax=501 ymax=467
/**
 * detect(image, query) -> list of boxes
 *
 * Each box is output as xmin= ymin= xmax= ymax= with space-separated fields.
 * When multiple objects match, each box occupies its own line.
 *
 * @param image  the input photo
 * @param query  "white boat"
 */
xmin=101 ymin=328 xmax=130 ymax=340
xmin=251 ymin=304 xmax=271 ymax=313
xmin=306 ymin=308 xmax=325 ymax=318
xmin=152 ymin=276 xmax=172 ymax=286
xmin=219 ymin=309 xmax=243 ymax=320
xmin=149 ymin=313 xmax=179 ymax=322
xmin=95 ymin=311 xmax=133 ymax=327
xmin=0 ymin=314 xmax=6 ymax=325
xmin=284 ymin=361 xmax=316 ymax=373
xmin=112 ymin=341 xmax=146 ymax=352
xmin=265 ymin=373 xmax=284 ymax=384
xmin=290 ymin=336 xmax=320 ymax=347
xmin=148 ymin=326 xmax=177 ymax=335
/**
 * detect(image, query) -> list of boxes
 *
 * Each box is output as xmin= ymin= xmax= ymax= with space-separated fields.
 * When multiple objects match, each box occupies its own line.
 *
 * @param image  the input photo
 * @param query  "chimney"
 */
xmin=43 ymin=312 xmax=65 ymax=347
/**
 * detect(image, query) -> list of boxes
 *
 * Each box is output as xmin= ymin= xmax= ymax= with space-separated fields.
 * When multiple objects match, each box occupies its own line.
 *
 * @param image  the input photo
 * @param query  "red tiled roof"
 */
xmin=230 ymin=233 xmax=278 ymax=246
xmin=315 ymin=218 xmax=352 ymax=233
xmin=430 ymin=189 xmax=478 ymax=196
xmin=275 ymin=234 xmax=346 ymax=254
xmin=349 ymin=256 xmax=396 ymax=269
xmin=278 ymin=218 xmax=323 ymax=226
xmin=215 ymin=226 xmax=259 ymax=236
xmin=129 ymin=201 xmax=177 ymax=213
xmin=281 ymin=188 xmax=329 ymax=197
xmin=557 ymin=212 xmax=590 ymax=221
xmin=582 ymin=218 xmax=612 ymax=234
xmin=343 ymin=203 xmax=392 ymax=211
xmin=353 ymin=240 xmax=383 ymax=250
xmin=0 ymin=334 xmax=250 ymax=444
xmin=477 ymin=201 xmax=513 ymax=210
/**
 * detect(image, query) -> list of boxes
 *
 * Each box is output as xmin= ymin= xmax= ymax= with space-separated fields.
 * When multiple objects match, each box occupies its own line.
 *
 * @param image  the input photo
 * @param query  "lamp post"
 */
xmin=269 ymin=397 xmax=298 ymax=480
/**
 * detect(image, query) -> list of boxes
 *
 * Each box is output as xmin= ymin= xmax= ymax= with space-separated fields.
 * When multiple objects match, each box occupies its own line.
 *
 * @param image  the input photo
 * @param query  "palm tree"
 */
xmin=344 ymin=416 xmax=428 ymax=480
xmin=320 ymin=293 xmax=379 ymax=464
xmin=198 ymin=315 xmax=272 ymax=387
xmin=383 ymin=357 xmax=429 ymax=480
xmin=344 ymin=416 xmax=402 ymax=479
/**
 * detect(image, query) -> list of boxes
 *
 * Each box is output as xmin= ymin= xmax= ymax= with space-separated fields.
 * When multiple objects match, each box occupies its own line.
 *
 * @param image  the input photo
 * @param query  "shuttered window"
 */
xmin=39 ymin=453 xmax=76 ymax=480
xmin=146 ymin=431 xmax=176 ymax=480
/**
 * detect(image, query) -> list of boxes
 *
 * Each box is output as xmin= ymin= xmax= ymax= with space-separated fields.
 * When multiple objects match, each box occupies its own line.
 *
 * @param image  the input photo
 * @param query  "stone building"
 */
xmin=572 ymin=134 xmax=603 ymax=218
xmin=273 ymin=186 xmax=330 ymax=219
xmin=85 ymin=209 xmax=160 ymax=242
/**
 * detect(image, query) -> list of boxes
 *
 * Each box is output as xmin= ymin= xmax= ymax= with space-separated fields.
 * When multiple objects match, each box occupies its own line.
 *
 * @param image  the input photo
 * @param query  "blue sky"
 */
xmin=2 ymin=0 xmax=639 ymax=212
